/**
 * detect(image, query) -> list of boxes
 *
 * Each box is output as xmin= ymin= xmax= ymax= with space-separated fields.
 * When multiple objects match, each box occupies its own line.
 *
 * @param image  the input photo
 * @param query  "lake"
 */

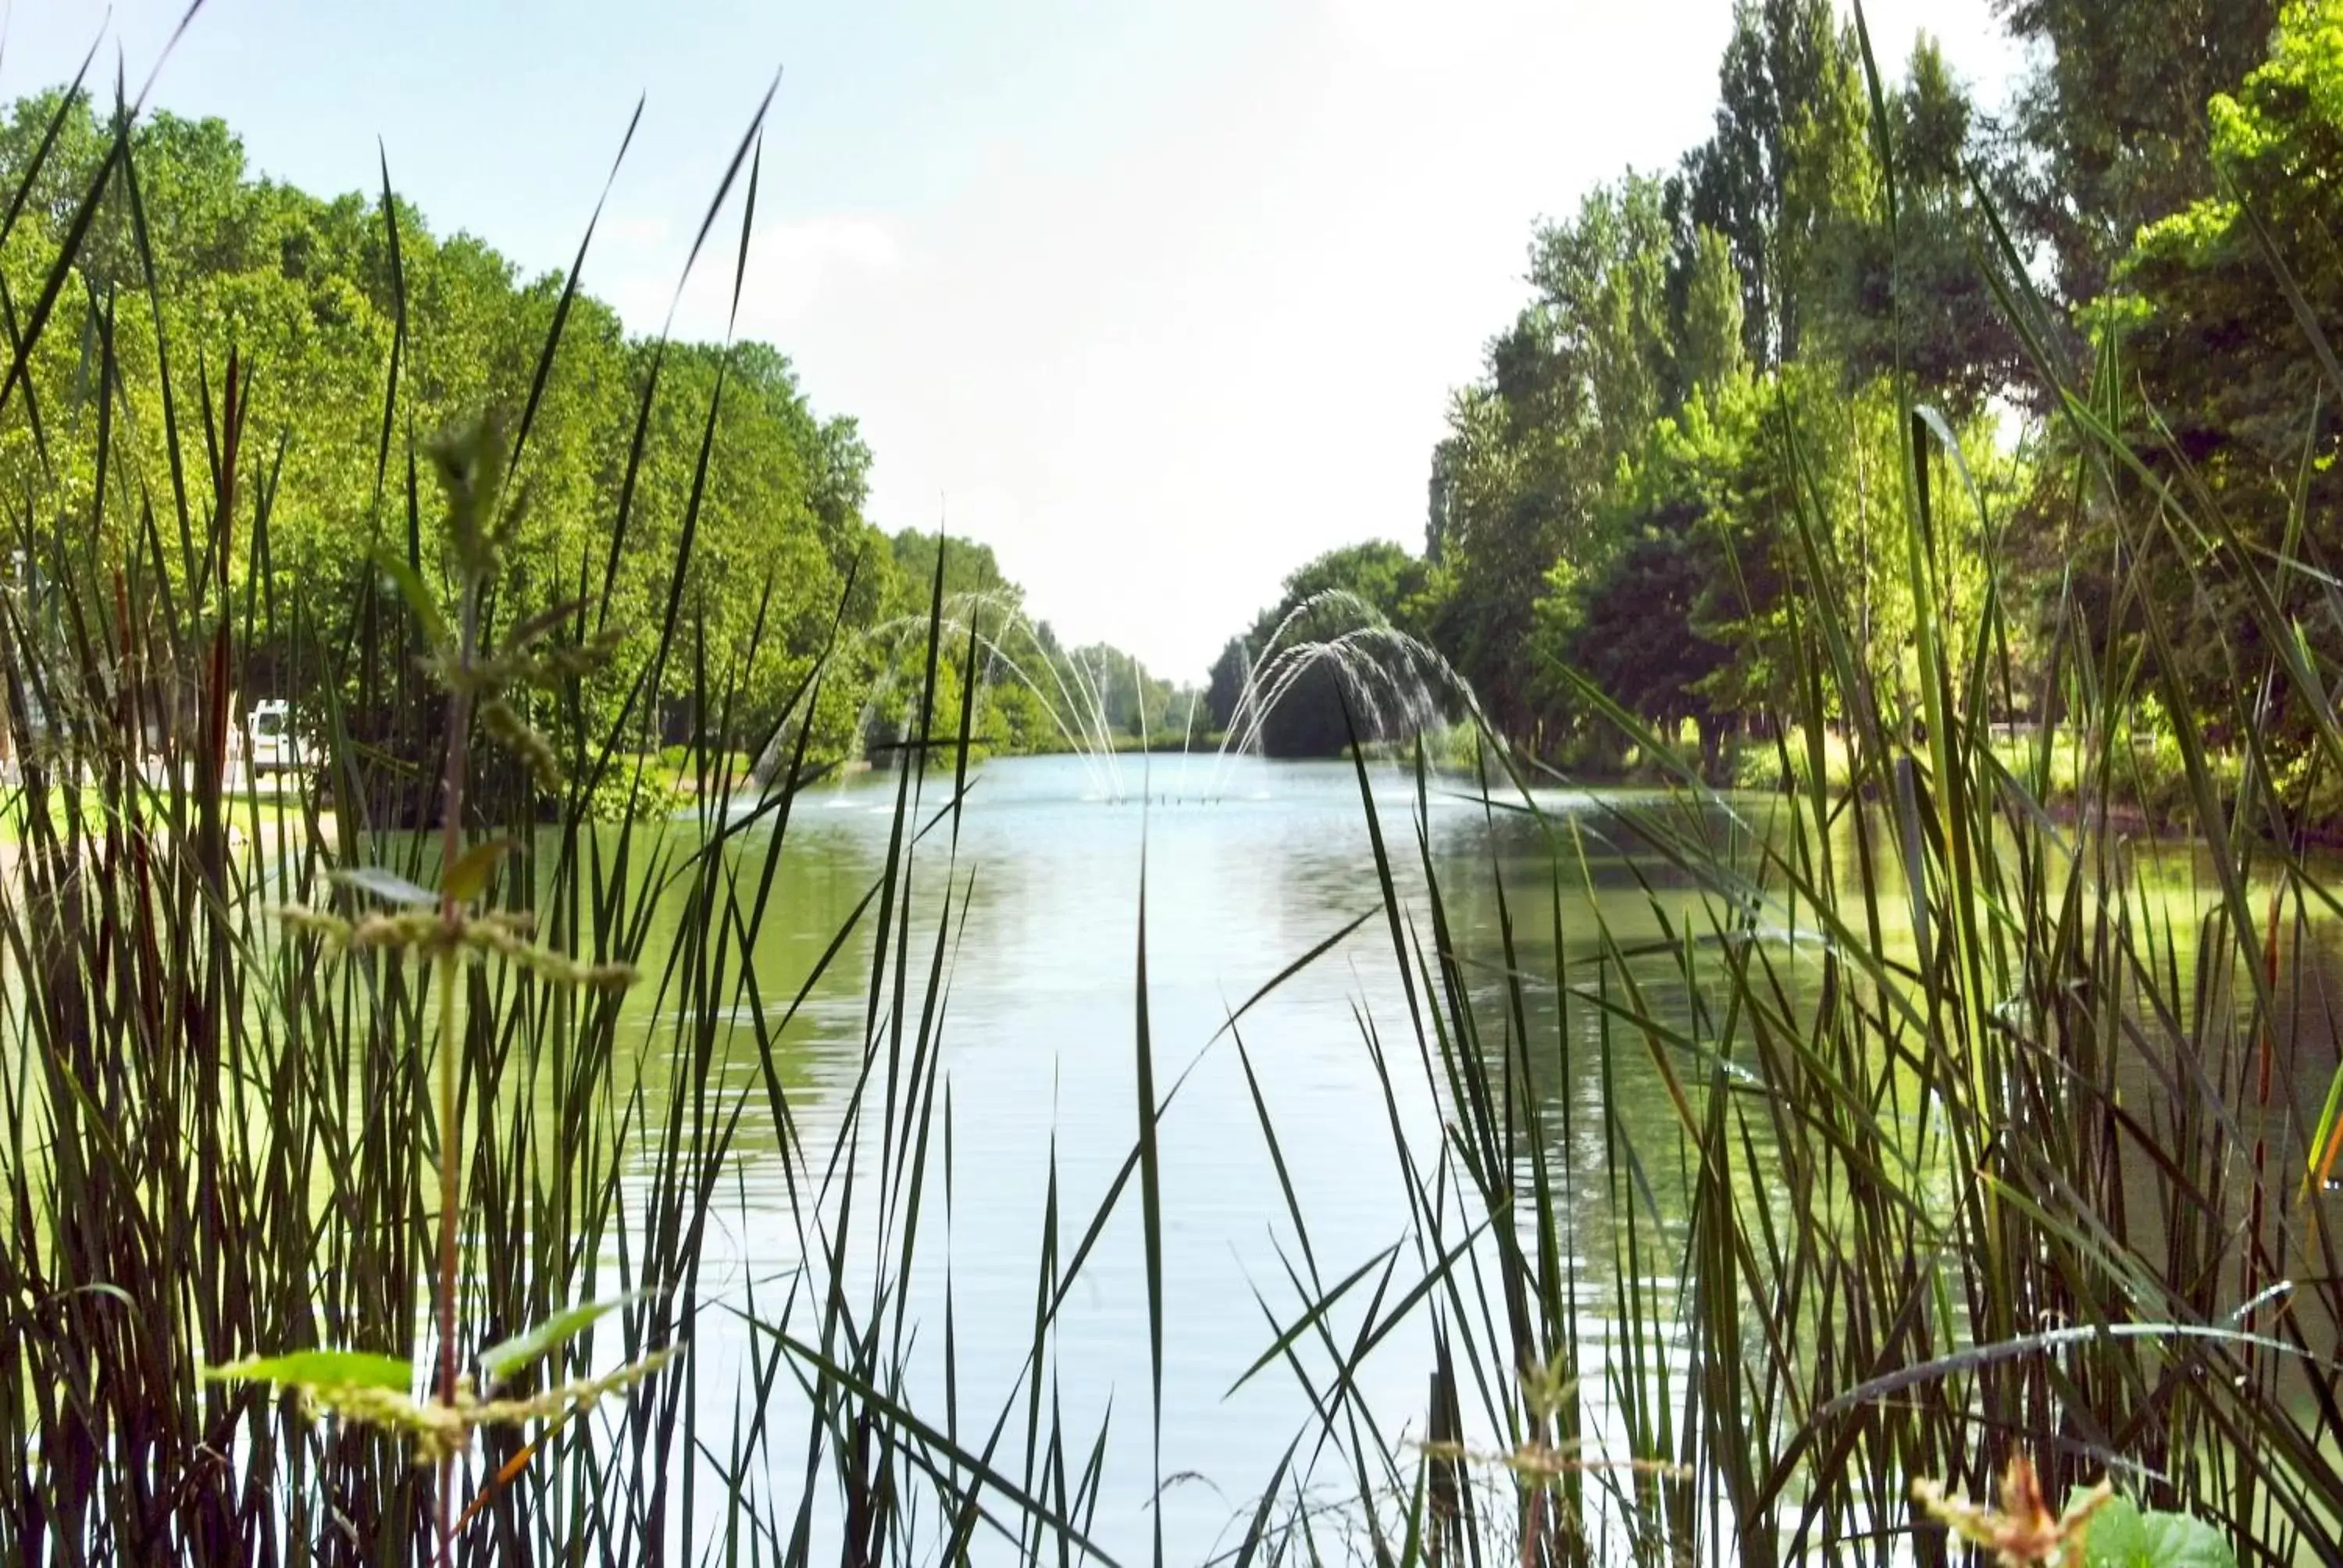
xmin=564 ymin=750 xmax=1835 ymax=1560
xmin=530 ymin=748 xmax=2330 ymax=1563
xmin=10 ymin=739 xmax=2327 ymax=1562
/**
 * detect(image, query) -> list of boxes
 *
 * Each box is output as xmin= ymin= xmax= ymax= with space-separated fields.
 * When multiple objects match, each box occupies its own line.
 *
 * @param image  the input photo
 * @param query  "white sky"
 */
xmin=8 ymin=0 xmax=2020 ymax=678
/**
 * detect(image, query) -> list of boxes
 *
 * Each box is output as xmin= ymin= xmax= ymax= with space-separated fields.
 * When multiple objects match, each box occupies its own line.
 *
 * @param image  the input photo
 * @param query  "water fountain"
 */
xmin=1201 ymin=588 xmax=1491 ymax=799
xmin=748 ymin=584 xmax=1489 ymax=808
xmin=753 ymin=590 xmax=1164 ymax=802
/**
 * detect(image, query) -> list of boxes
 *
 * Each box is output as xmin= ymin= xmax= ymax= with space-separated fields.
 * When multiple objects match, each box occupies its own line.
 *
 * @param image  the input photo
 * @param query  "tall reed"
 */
xmin=2 ymin=12 xmax=2340 ymax=1566
xmin=1204 ymin=9 xmax=2343 ymax=1560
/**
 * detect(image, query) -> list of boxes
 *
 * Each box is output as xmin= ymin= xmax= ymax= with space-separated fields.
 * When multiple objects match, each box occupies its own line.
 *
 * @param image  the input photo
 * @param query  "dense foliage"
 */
xmin=1214 ymin=0 xmax=2320 ymax=796
xmin=0 ymin=94 xmax=1177 ymax=787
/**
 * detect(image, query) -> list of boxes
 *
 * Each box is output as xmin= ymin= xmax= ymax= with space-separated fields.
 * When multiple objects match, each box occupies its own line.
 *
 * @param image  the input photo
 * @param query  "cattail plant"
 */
xmin=208 ymin=415 xmax=664 ymax=1568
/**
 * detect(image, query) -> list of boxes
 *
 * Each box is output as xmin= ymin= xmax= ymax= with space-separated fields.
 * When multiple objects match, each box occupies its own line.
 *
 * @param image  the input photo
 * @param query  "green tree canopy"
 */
xmin=1996 ymin=0 xmax=2281 ymax=301
xmin=2121 ymin=0 xmax=2343 ymax=494
xmin=0 ymin=90 xmax=896 ymax=772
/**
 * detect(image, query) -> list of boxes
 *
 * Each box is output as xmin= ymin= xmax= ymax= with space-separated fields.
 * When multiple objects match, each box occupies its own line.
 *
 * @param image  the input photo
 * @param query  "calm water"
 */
xmin=583 ymin=751 xmax=2329 ymax=1560
xmin=597 ymin=753 xmax=1763 ymax=1558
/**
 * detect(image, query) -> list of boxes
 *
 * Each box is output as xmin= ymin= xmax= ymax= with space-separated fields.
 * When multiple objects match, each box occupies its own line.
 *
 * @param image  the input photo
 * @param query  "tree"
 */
xmin=1683 ymin=0 xmax=1871 ymax=369
xmin=1531 ymin=173 xmax=1678 ymax=456
xmin=1422 ymin=173 xmax=1712 ymax=743
xmin=2084 ymin=0 xmax=2343 ymax=728
xmin=1679 ymin=226 xmax=1748 ymax=395
xmin=889 ymin=527 xmax=1015 ymax=607
xmin=1204 ymin=639 xmax=1250 ymax=734
xmin=1424 ymin=376 xmax=1573 ymax=740
xmin=2121 ymin=0 xmax=2343 ymax=494
xmin=0 ymin=91 xmax=893 ymax=779
xmin=1330 ymin=0 xmax=2038 ymax=771
xmin=1995 ymin=0 xmax=2281 ymax=302
xmin=1813 ymin=38 xmax=2026 ymax=415
xmin=1535 ymin=373 xmax=1785 ymax=768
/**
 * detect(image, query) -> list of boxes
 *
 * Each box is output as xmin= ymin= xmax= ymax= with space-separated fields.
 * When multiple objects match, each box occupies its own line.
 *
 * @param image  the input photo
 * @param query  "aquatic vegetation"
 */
xmin=205 ymin=418 xmax=656 ymax=1568
xmin=0 ymin=4 xmax=2339 ymax=1565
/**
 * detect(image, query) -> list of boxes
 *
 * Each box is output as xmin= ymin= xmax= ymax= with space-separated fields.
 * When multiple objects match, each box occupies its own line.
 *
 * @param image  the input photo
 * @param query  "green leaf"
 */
xmin=501 ymin=598 xmax=584 ymax=653
xmin=2081 ymin=1495 xmax=2235 ymax=1568
xmin=332 ymin=865 xmax=437 ymax=907
xmin=2138 ymin=1513 xmax=2235 ymax=1568
xmin=2082 ymin=1495 xmax=2145 ymax=1568
xmin=205 ymin=1349 xmax=412 ymax=1393
xmin=440 ymin=838 xmax=518 ymax=903
xmin=372 ymin=543 xmax=451 ymax=645
xmin=480 ymin=1294 xmax=640 ymax=1384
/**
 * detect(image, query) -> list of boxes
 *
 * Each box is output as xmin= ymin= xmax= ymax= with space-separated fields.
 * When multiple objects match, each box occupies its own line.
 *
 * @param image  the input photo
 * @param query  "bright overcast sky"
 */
xmin=9 ymin=1 xmax=2018 ymax=679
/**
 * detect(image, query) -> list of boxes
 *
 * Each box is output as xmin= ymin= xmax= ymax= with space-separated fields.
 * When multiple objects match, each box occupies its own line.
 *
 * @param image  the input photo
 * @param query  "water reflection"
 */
xmin=555 ymin=753 xmax=2338 ymax=1559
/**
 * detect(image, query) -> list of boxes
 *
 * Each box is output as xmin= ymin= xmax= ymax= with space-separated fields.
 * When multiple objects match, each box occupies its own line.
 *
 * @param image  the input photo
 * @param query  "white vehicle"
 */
xmin=244 ymin=700 xmax=311 ymax=776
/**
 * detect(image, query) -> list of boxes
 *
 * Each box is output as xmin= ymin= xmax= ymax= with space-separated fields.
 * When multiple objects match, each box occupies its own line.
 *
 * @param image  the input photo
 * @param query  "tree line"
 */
xmin=0 ymin=91 xmax=1178 ymax=791
xmin=1213 ymin=0 xmax=2327 ymax=787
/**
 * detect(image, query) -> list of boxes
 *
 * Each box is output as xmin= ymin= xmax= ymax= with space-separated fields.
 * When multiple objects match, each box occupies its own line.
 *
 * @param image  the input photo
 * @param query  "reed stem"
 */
xmin=432 ymin=584 xmax=480 ymax=1568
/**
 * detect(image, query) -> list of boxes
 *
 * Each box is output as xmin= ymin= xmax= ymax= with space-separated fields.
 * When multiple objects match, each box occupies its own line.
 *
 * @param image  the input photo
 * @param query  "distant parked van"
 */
xmin=244 ymin=700 xmax=311 ymax=775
